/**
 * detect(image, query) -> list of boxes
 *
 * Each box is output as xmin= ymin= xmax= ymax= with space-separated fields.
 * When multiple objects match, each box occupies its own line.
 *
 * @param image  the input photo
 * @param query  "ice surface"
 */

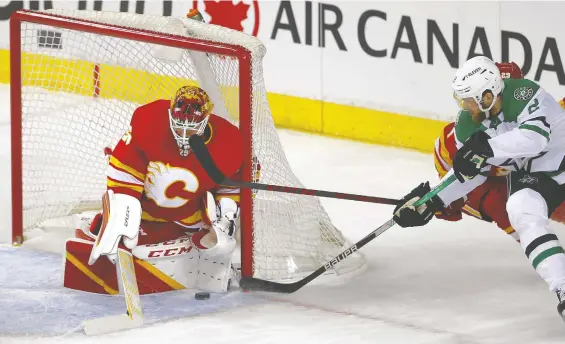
xmin=1 ymin=84 xmax=565 ymax=343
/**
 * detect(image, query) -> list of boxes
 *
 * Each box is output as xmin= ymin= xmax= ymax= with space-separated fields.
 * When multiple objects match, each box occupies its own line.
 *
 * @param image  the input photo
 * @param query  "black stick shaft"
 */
xmin=223 ymin=179 xmax=398 ymax=205
xmin=239 ymin=176 xmax=457 ymax=293
xmin=188 ymin=135 xmax=399 ymax=206
xmin=188 ymin=135 xmax=456 ymax=293
xmin=239 ymin=218 xmax=396 ymax=293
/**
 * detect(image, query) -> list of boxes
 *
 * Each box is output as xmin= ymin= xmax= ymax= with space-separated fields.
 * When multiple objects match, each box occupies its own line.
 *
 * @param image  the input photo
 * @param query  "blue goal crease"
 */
xmin=0 ymin=246 xmax=264 ymax=336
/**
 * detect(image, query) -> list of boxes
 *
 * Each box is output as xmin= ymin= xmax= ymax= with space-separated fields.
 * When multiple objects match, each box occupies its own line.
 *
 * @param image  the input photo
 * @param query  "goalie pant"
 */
xmin=65 ymin=214 xmax=235 ymax=295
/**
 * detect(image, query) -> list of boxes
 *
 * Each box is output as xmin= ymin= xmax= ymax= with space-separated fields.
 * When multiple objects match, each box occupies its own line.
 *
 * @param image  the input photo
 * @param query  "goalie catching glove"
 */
xmin=88 ymin=190 xmax=142 ymax=265
xmin=393 ymin=182 xmax=445 ymax=228
xmin=190 ymin=192 xmax=239 ymax=257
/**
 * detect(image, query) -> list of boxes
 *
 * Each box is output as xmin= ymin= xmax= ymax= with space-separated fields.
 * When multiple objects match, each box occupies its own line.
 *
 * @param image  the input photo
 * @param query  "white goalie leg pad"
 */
xmin=149 ymin=247 xmax=234 ymax=293
xmin=133 ymin=237 xmax=234 ymax=293
xmin=89 ymin=190 xmax=142 ymax=265
xmin=194 ymin=252 xmax=235 ymax=293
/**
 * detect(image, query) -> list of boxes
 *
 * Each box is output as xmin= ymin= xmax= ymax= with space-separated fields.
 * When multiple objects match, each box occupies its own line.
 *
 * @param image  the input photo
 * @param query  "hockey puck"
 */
xmin=195 ymin=292 xmax=210 ymax=300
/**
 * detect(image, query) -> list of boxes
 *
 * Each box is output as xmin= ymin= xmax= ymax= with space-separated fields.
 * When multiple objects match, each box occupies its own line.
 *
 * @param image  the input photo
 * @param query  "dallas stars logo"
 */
xmin=514 ymin=87 xmax=534 ymax=101
xmin=518 ymin=174 xmax=539 ymax=184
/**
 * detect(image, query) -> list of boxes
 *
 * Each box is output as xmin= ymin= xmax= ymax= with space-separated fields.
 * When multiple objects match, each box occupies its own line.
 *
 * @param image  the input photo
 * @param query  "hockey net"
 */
xmin=10 ymin=9 xmax=365 ymax=282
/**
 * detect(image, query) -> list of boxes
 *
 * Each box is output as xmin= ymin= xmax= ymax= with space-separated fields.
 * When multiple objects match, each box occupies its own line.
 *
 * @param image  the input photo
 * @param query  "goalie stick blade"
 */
xmin=116 ymin=248 xmax=144 ymax=323
xmin=82 ymin=249 xmax=145 ymax=336
xmin=83 ymin=313 xmax=143 ymax=336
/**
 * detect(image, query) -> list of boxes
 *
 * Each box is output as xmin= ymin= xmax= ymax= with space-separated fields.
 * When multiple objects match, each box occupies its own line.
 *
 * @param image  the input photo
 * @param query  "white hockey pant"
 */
xmin=507 ymin=188 xmax=565 ymax=291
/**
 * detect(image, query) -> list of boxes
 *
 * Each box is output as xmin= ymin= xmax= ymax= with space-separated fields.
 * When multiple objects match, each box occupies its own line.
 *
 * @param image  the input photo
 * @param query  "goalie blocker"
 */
xmin=64 ymin=190 xmax=240 ymax=295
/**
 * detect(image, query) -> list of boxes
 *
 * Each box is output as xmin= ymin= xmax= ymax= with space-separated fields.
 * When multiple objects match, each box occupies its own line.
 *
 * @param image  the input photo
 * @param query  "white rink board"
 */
xmin=1 ymin=1 xmax=564 ymax=121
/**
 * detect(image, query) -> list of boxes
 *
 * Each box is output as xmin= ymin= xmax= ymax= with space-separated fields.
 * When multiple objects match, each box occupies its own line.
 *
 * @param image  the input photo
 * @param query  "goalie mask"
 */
xmin=169 ymin=86 xmax=214 ymax=156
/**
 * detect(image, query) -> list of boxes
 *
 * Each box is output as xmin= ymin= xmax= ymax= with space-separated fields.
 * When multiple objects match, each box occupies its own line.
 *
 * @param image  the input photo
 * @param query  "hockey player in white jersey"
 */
xmin=393 ymin=55 xmax=565 ymax=320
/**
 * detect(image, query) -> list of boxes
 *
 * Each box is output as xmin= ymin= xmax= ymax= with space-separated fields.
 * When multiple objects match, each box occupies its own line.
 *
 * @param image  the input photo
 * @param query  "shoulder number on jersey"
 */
xmin=528 ymin=98 xmax=540 ymax=115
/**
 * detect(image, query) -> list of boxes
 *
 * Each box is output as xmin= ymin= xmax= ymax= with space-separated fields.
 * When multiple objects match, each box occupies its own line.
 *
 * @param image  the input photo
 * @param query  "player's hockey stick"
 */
xmin=238 ymin=175 xmax=457 ymax=293
xmin=187 ymin=135 xmax=399 ymax=206
xmin=189 ymin=134 xmax=456 ymax=293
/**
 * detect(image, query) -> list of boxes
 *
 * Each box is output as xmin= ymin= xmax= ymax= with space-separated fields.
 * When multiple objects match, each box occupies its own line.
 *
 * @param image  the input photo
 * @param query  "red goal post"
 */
xmin=9 ymin=9 xmax=365 ymax=283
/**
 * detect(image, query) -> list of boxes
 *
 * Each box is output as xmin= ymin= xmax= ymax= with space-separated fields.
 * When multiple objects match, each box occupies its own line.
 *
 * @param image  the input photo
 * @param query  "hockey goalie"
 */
xmin=63 ymin=85 xmax=244 ymax=295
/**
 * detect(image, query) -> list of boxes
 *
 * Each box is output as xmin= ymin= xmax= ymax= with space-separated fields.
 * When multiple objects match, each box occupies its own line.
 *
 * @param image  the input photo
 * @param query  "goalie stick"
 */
xmin=82 ymin=248 xmax=144 ymax=335
xmin=187 ymin=135 xmax=399 ymax=206
xmin=188 ymin=134 xmax=456 ymax=293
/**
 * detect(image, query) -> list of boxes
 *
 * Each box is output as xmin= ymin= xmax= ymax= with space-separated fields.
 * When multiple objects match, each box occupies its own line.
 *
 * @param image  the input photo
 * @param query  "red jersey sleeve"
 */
xmin=106 ymin=107 xmax=148 ymax=199
xmin=433 ymin=122 xmax=509 ymax=177
xmin=433 ymin=122 xmax=457 ymax=178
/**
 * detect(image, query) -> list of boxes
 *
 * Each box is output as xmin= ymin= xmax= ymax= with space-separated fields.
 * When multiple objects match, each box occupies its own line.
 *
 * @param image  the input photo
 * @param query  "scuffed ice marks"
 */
xmin=0 ymin=246 xmax=263 ymax=336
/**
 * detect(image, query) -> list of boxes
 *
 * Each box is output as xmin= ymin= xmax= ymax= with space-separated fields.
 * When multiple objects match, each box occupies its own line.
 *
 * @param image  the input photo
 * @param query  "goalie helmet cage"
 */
xmin=10 ymin=9 xmax=365 ymax=282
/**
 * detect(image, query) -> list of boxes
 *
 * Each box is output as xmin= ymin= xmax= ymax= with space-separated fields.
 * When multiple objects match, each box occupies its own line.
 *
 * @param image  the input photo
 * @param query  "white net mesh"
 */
xmin=16 ymin=9 xmax=365 ymax=282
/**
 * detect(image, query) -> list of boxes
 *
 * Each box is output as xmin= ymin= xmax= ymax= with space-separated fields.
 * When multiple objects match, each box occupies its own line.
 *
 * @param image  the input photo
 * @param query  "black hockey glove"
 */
xmin=452 ymin=130 xmax=493 ymax=183
xmin=393 ymin=182 xmax=445 ymax=228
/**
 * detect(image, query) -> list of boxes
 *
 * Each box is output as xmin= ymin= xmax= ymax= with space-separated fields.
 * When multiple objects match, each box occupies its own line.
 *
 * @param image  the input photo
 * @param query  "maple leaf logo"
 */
xmin=204 ymin=0 xmax=250 ymax=32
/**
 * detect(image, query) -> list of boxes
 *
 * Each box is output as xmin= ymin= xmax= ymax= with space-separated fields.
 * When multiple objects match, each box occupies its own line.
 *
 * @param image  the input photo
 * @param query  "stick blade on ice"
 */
xmin=83 ymin=313 xmax=143 ymax=336
xmin=82 ymin=248 xmax=144 ymax=335
xmin=240 ymin=277 xmax=305 ymax=293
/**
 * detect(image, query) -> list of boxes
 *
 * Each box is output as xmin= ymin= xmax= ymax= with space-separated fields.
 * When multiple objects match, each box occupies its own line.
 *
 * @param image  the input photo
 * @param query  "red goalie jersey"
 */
xmin=65 ymin=86 xmax=245 ymax=295
xmin=106 ymin=99 xmax=243 ymax=243
xmin=433 ymin=62 xmax=565 ymax=237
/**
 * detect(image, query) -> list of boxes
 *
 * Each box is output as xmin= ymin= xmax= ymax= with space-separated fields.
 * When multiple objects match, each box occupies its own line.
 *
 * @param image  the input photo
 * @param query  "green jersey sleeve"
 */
xmin=454 ymin=110 xmax=485 ymax=146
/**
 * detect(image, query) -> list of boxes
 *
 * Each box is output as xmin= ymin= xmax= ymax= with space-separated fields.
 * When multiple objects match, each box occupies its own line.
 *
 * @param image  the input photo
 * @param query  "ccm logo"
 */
xmin=145 ymin=238 xmax=190 ymax=247
xmin=148 ymin=246 xmax=192 ymax=258
xmin=324 ymin=246 xmax=358 ymax=270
